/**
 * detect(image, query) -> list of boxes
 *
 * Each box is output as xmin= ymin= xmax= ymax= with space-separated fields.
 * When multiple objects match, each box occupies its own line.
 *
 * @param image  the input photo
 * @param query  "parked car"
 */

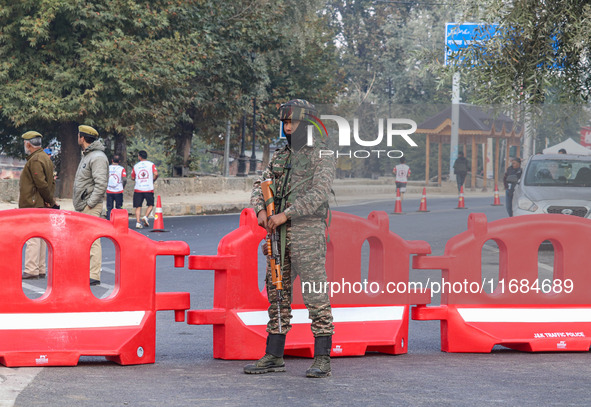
xmin=513 ymin=154 xmax=591 ymax=218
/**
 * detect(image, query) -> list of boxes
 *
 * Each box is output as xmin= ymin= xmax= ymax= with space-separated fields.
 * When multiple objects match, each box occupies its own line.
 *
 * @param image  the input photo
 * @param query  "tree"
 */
xmin=164 ymin=0 xmax=345 ymax=172
xmin=255 ymin=0 xmax=344 ymax=165
xmin=451 ymin=0 xmax=591 ymax=154
xmin=320 ymin=1 xmax=462 ymax=177
xmin=455 ymin=0 xmax=591 ymax=105
xmin=0 ymin=1 xmax=199 ymax=196
xmin=158 ymin=0 xmax=284 ymax=173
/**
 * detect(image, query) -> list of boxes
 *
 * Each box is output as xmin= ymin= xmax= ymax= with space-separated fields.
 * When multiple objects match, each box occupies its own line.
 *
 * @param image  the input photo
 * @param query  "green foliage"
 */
xmin=8 ymin=0 xmax=588 ymax=179
xmin=453 ymin=0 xmax=591 ymax=106
xmin=127 ymin=133 xmax=169 ymax=175
xmin=428 ymin=1 xmax=591 ymax=151
xmin=0 ymin=1 xmax=192 ymax=128
xmin=255 ymin=0 xmax=344 ymax=148
xmin=318 ymin=1 xmax=469 ymax=178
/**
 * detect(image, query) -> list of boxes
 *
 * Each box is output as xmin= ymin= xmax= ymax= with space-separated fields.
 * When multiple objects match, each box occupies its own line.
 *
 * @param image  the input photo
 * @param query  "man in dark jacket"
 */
xmin=19 ymin=131 xmax=57 ymax=279
xmin=453 ymin=151 xmax=469 ymax=192
xmin=503 ymin=157 xmax=522 ymax=217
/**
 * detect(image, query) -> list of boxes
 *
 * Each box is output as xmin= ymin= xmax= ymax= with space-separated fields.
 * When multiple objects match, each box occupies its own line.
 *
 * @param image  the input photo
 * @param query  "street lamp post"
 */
xmin=237 ymin=114 xmax=248 ymax=177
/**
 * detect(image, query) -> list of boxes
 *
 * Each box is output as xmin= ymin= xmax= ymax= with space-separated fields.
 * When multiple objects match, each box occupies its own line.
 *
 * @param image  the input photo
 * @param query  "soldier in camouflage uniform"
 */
xmin=244 ymin=99 xmax=335 ymax=378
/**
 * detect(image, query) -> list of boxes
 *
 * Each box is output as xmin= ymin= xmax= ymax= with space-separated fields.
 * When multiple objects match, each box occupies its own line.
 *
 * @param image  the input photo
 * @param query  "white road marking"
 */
xmin=0 ymin=367 xmax=42 ymax=407
xmin=21 ymin=283 xmax=44 ymax=294
xmin=482 ymin=244 xmax=554 ymax=271
xmin=99 ymin=283 xmax=115 ymax=299
xmin=101 ymin=266 xmax=115 ymax=274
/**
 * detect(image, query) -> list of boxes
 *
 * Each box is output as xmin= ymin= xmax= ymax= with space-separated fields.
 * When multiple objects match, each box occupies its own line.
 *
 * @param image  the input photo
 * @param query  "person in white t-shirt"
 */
xmin=393 ymin=156 xmax=411 ymax=199
xmin=131 ymin=150 xmax=158 ymax=229
xmin=106 ymin=155 xmax=126 ymax=220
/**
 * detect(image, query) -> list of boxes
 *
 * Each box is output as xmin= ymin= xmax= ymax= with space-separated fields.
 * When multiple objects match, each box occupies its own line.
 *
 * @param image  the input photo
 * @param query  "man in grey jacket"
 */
xmin=73 ymin=125 xmax=109 ymax=286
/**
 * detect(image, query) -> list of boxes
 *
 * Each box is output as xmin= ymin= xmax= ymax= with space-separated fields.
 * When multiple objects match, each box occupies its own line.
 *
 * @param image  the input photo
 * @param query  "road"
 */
xmin=7 ymin=196 xmax=591 ymax=407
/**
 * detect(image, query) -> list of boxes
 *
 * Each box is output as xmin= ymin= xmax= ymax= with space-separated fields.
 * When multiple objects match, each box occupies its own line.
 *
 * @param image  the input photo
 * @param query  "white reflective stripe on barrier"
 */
xmin=458 ymin=308 xmax=591 ymax=323
xmin=0 ymin=311 xmax=146 ymax=330
xmin=238 ymin=306 xmax=405 ymax=326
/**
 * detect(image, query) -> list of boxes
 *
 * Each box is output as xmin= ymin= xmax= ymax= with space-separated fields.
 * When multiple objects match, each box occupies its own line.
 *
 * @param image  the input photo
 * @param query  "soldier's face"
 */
xmin=282 ymin=119 xmax=300 ymax=135
xmin=23 ymin=141 xmax=30 ymax=155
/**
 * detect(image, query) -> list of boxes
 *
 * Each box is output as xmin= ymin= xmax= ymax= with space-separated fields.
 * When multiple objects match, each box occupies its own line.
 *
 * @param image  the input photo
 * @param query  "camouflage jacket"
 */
xmin=251 ymin=143 xmax=335 ymax=220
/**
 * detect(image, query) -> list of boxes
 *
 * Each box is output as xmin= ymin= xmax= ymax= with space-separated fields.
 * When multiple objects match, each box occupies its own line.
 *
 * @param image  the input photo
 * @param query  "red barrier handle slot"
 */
xmin=413 ymin=254 xmax=453 ymax=270
xmin=411 ymin=304 xmax=448 ymax=321
xmin=188 ymin=255 xmax=238 ymax=271
xmin=174 ymin=255 xmax=185 ymax=268
xmin=156 ymin=292 xmax=191 ymax=322
xmin=154 ymin=240 xmax=191 ymax=257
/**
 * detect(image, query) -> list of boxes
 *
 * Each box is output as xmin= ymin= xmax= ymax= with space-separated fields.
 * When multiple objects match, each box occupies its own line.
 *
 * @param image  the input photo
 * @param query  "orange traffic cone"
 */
xmin=393 ymin=188 xmax=404 ymax=214
xmin=455 ymin=185 xmax=467 ymax=209
xmin=417 ymin=187 xmax=429 ymax=212
xmin=150 ymin=195 xmax=168 ymax=233
xmin=491 ymin=184 xmax=502 ymax=206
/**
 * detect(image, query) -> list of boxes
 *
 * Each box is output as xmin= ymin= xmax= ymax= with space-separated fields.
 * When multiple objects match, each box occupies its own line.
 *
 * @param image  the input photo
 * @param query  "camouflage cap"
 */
xmin=279 ymin=99 xmax=317 ymax=122
xmin=21 ymin=131 xmax=42 ymax=140
xmin=79 ymin=125 xmax=98 ymax=138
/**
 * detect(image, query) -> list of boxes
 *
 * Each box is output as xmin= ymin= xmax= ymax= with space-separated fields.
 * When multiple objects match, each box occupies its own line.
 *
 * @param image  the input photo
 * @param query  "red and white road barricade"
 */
xmin=412 ymin=213 xmax=591 ymax=352
xmin=186 ymin=209 xmax=431 ymax=359
xmin=0 ymin=208 xmax=190 ymax=367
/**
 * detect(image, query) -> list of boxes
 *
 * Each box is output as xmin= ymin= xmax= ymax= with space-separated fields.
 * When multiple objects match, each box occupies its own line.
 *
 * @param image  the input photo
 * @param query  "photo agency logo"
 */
xmin=289 ymin=111 xmax=419 ymax=159
xmin=316 ymin=116 xmax=418 ymax=159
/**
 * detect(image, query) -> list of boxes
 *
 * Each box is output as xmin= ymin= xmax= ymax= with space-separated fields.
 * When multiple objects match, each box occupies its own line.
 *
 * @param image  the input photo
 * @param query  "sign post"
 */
xmin=445 ymin=23 xmax=499 ymax=182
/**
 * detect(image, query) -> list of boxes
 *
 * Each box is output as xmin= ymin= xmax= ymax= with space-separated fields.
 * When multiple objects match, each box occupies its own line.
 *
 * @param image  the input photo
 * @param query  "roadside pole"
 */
xmin=224 ymin=120 xmax=231 ymax=177
xmin=450 ymin=71 xmax=460 ymax=182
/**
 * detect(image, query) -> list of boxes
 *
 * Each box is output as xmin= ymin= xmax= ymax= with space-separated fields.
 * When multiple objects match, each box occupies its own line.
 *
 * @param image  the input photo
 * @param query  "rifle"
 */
xmin=261 ymin=179 xmax=283 ymax=333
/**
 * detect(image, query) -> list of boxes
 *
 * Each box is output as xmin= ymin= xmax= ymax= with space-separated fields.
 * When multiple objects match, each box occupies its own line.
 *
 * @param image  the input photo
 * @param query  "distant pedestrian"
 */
xmin=453 ymin=151 xmax=469 ymax=192
xmin=106 ymin=155 xmax=127 ymax=220
xmin=393 ymin=156 xmax=411 ymax=199
xmin=503 ymin=157 xmax=522 ymax=217
xmin=73 ymin=125 xmax=109 ymax=286
xmin=132 ymin=150 xmax=158 ymax=229
xmin=19 ymin=131 xmax=57 ymax=280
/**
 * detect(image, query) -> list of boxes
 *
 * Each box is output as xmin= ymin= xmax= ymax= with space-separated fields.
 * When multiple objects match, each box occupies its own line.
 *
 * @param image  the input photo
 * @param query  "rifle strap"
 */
xmin=279 ymin=223 xmax=288 ymax=269
xmin=278 ymin=153 xmax=292 ymax=269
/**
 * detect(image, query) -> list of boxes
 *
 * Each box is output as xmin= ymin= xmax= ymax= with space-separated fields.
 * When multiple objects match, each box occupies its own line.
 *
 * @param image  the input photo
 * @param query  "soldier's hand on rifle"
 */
xmin=257 ymin=210 xmax=268 ymax=229
xmin=261 ymin=242 xmax=269 ymax=256
xmin=267 ymin=213 xmax=287 ymax=232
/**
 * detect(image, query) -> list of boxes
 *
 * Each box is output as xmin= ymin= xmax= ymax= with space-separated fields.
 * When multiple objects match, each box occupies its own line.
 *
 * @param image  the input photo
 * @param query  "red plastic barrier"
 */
xmin=412 ymin=213 xmax=591 ymax=352
xmin=187 ymin=208 xmax=431 ymax=359
xmin=0 ymin=208 xmax=190 ymax=367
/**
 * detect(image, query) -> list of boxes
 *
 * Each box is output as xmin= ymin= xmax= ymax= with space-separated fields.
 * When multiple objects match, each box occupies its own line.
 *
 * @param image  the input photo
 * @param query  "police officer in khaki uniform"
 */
xmin=19 ymin=131 xmax=57 ymax=279
xmin=73 ymin=125 xmax=109 ymax=285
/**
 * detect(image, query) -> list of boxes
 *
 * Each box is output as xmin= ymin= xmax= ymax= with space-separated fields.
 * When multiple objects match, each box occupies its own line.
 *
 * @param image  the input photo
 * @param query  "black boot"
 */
xmin=244 ymin=334 xmax=286 ymax=374
xmin=306 ymin=336 xmax=332 ymax=378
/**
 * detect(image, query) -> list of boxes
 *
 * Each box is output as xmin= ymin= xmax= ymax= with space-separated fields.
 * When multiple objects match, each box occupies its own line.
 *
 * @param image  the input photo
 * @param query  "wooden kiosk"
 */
xmin=415 ymin=104 xmax=523 ymax=190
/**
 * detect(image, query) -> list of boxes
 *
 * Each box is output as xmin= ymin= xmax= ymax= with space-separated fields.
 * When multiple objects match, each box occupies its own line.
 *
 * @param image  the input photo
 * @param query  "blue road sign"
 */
xmin=445 ymin=22 xmax=499 ymax=65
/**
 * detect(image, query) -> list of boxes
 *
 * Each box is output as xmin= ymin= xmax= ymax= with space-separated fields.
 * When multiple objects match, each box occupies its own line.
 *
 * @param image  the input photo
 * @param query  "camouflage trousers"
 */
xmin=266 ymin=219 xmax=334 ymax=337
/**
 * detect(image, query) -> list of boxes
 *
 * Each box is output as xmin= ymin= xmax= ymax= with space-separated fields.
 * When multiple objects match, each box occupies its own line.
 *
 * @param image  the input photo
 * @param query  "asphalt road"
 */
xmin=10 ymin=197 xmax=591 ymax=407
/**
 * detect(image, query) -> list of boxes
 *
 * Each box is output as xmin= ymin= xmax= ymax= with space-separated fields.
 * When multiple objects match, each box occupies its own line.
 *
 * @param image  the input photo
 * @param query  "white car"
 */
xmin=513 ymin=154 xmax=591 ymax=218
